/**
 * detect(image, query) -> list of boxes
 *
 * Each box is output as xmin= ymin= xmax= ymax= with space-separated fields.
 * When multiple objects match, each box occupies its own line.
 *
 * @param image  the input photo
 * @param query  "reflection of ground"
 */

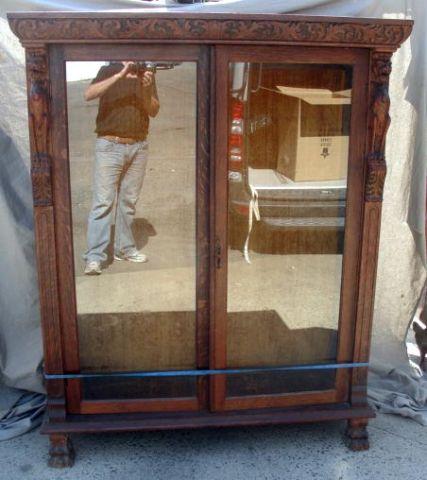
xmin=67 ymin=62 xmax=343 ymax=373
xmin=74 ymin=251 xmax=341 ymax=320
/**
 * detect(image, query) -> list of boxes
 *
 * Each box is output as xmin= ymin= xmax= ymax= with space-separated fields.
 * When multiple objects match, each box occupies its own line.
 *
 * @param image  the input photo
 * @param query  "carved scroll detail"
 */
xmin=365 ymin=51 xmax=392 ymax=202
xmin=27 ymin=47 xmax=52 ymax=207
xmin=8 ymin=16 xmax=412 ymax=48
xmin=366 ymin=160 xmax=387 ymax=202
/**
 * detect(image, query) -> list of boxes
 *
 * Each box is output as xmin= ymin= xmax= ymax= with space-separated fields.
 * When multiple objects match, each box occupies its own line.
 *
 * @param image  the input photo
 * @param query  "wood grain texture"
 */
xmin=79 ymin=397 xmax=200 ymax=414
xmin=48 ymin=44 xmax=83 ymax=415
xmin=41 ymin=403 xmax=375 ymax=434
xmin=345 ymin=418 xmax=370 ymax=450
xmin=60 ymin=45 xmax=208 ymax=415
xmin=365 ymin=51 xmax=392 ymax=201
xmin=27 ymin=45 xmax=67 ymax=422
xmin=351 ymin=202 xmax=382 ymax=406
xmin=223 ymin=390 xmax=338 ymax=411
xmin=27 ymin=47 xmax=52 ymax=206
xmin=8 ymin=13 xmax=412 ymax=50
xmin=196 ymin=45 xmax=211 ymax=410
xmin=14 ymin=12 xmax=410 ymax=456
xmin=350 ymin=49 xmax=394 ymax=406
xmin=210 ymin=45 xmax=228 ymax=412
xmin=33 ymin=206 xmax=67 ymax=420
xmin=213 ymin=45 xmax=369 ymax=412
xmin=334 ymin=48 xmax=369 ymax=403
xmin=196 ymin=45 xmax=211 ymax=370
xmin=48 ymin=434 xmax=75 ymax=468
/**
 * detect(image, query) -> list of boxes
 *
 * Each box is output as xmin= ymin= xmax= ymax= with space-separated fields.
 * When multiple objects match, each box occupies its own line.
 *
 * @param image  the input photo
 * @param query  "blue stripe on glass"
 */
xmin=44 ymin=362 xmax=369 ymax=380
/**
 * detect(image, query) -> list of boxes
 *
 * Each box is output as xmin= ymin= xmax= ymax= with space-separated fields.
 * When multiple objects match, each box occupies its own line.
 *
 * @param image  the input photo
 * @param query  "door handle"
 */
xmin=215 ymin=238 xmax=222 ymax=269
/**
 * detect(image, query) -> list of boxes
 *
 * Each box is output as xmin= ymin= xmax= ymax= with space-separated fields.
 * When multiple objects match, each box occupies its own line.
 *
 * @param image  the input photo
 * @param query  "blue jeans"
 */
xmin=84 ymin=137 xmax=148 ymax=263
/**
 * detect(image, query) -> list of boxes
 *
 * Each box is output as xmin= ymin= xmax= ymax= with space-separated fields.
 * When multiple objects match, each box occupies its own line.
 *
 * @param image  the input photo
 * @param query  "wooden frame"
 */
xmin=211 ymin=45 xmax=369 ymax=412
xmin=7 ymin=11 xmax=412 ymax=467
xmin=48 ymin=43 xmax=211 ymax=416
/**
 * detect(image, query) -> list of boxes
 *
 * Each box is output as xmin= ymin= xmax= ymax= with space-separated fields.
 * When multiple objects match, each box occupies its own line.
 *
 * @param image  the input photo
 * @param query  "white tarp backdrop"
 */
xmin=0 ymin=0 xmax=426 ymax=432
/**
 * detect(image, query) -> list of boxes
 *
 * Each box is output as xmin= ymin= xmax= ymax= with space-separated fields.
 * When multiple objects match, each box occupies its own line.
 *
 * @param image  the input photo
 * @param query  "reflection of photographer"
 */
xmin=83 ymin=61 xmax=160 ymax=275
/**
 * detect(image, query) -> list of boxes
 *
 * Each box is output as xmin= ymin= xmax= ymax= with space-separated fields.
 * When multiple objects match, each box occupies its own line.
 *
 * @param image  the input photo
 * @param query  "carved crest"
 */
xmin=8 ymin=15 xmax=412 ymax=49
xmin=27 ymin=47 xmax=52 ymax=207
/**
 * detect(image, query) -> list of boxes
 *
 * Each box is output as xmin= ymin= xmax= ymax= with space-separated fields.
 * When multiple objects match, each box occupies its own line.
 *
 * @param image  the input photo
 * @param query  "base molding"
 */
xmin=43 ymin=403 xmax=374 ymax=467
xmin=41 ymin=403 xmax=375 ymax=435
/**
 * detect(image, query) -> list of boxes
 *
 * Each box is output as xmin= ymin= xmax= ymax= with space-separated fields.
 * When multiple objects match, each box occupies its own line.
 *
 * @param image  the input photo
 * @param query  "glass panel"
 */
xmin=227 ymin=63 xmax=352 ymax=396
xmin=82 ymin=377 xmax=197 ymax=400
xmin=227 ymin=370 xmax=336 ymax=397
xmin=67 ymin=60 xmax=197 ymax=400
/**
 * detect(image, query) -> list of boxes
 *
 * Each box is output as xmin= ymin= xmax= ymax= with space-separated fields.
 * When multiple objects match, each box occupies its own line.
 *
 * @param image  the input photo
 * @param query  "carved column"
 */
xmin=27 ymin=47 xmax=53 ymax=207
xmin=365 ymin=51 xmax=392 ymax=202
xmin=26 ymin=46 xmax=66 ymax=423
xmin=350 ymin=50 xmax=393 ymax=416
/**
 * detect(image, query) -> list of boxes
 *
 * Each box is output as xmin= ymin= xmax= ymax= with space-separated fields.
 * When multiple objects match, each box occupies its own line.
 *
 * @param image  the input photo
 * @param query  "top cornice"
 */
xmin=7 ymin=12 xmax=413 ymax=50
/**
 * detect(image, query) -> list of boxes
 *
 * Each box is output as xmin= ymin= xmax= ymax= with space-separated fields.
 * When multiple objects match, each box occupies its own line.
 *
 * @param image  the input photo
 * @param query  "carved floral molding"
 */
xmin=8 ymin=16 xmax=412 ymax=48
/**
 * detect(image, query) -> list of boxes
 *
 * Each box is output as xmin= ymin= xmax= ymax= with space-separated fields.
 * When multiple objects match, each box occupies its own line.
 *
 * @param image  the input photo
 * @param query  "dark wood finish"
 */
xmin=212 ymin=45 xmax=369 ymax=411
xmin=8 ymin=12 xmax=412 ymax=49
xmin=41 ymin=403 xmax=375 ymax=434
xmin=26 ymin=45 xmax=67 ymax=423
xmin=48 ymin=434 xmax=75 ymax=468
xmin=8 ymin=11 xmax=412 ymax=467
xmin=208 ymin=44 xmax=218 ymax=412
xmin=223 ymin=390 xmax=338 ymax=411
xmin=27 ymin=47 xmax=52 ymax=207
xmin=79 ymin=397 xmax=200 ymax=414
xmin=345 ymin=418 xmax=370 ymax=451
xmin=350 ymin=49 xmax=393 ymax=407
xmin=63 ymin=43 xmax=201 ymax=61
xmin=50 ymin=44 xmax=210 ymax=415
xmin=365 ymin=51 xmax=391 ymax=202
xmin=49 ymin=44 xmax=82 ymax=415
xmin=337 ymin=49 xmax=370 ymax=402
xmin=210 ymin=46 xmax=228 ymax=412
xmin=196 ymin=46 xmax=211 ymax=410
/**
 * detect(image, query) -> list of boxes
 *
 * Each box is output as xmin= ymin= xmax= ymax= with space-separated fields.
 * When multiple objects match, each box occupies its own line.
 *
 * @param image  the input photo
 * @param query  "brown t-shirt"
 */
xmin=92 ymin=63 xmax=156 ymax=140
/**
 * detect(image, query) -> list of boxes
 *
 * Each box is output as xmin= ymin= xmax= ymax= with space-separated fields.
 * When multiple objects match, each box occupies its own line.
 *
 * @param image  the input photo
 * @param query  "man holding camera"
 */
xmin=83 ymin=61 xmax=160 ymax=275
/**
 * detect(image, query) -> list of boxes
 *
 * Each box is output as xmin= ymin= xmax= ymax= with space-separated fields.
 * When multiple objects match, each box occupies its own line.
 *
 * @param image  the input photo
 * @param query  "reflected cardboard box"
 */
xmin=276 ymin=86 xmax=350 ymax=182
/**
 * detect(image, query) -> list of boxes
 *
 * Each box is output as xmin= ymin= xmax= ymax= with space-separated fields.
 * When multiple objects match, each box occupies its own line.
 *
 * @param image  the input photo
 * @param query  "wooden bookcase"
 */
xmin=7 ymin=12 xmax=412 ymax=467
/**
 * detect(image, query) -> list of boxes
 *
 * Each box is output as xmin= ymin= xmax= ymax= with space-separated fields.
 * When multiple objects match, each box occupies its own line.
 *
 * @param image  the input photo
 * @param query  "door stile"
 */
xmin=333 ymin=50 xmax=370 ymax=401
xmin=195 ymin=45 xmax=211 ymax=410
xmin=210 ymin=47 xmax=230 ymax=411
xmin=50 ymin=44 xmax=82 ymax=414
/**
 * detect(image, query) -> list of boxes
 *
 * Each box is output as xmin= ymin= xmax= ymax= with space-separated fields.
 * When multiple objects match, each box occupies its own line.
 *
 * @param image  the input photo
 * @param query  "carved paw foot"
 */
xmin=48 ymin=434 xmax=75 ymax=468
xmin=345 ymin=419 xmax=370 ymax=451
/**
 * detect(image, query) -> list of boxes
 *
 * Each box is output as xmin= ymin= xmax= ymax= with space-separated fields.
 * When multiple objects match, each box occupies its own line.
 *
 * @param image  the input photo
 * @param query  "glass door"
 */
xmin=211 ymin=46 xmax=368 ymax=411
xmin=56 ymin=45 xmax=210 ymax=414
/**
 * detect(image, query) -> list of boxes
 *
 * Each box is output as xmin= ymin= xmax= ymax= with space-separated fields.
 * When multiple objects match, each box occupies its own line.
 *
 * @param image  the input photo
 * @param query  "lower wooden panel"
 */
xmin=41 ymin=403 xmax=375 ymax=434
xmin=78 ymin=397 xmax=200 ymax=414
xmin=223 ymin=389 xmax=338 ymax=411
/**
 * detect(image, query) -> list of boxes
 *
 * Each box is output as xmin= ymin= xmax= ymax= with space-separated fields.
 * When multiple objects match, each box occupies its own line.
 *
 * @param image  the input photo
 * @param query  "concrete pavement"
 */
xmin=0 ymin=412 xmax=426 ymax=480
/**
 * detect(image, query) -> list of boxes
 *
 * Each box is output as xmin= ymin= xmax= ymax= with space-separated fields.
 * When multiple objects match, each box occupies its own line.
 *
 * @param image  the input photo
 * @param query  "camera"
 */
xmin=128 ymin=61 xmax=157 ymax=75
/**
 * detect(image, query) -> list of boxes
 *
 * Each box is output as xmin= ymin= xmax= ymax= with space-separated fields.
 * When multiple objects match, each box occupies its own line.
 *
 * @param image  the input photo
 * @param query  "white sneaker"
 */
xmin=84 ymin=260 xmax=102 ymax=275
xmin=114 ymin=249 xmax=148 ymax=263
